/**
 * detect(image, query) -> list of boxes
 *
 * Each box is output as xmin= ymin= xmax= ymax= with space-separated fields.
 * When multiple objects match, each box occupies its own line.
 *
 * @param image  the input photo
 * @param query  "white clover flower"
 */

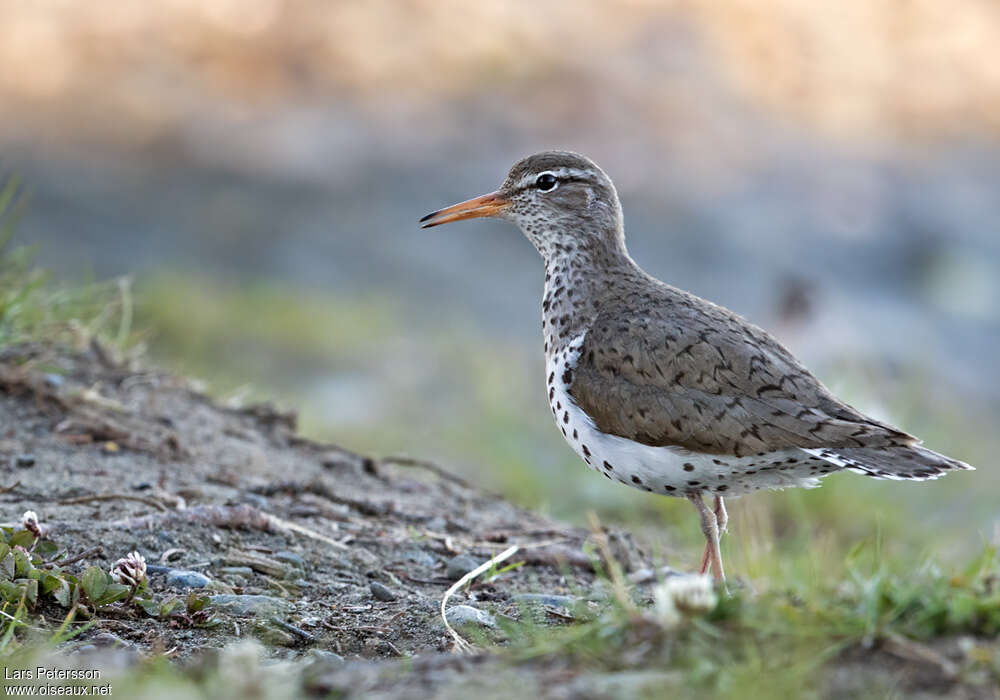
xmin=21 ymin=510 xmax=41 ymax=538
xmin=653 ymin=573 xmax=717 ymax=628
xmin=110 ymin=551 xmax=147 ymax=588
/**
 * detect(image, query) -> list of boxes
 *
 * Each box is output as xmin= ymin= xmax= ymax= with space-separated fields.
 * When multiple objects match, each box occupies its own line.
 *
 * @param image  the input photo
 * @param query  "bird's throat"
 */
xmin=541 ymin=244 xmax=633 ymax=358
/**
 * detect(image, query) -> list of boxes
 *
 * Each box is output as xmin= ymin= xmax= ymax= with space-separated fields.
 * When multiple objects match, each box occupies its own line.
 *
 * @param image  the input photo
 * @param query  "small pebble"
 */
xmin=445 ymin=605 xmax=496 ymax=629
xmin=208 ymin=594 xmax=292 ymax=617
xmin=445 ymin=554 xmax=481 ymax=580
xmin=273 ymin=551 xmax=304 ymax=569
xmin=511 ymin=593 xmax=577 ymax=609
xmin=424 ymin=516 xmax=447 ymax=531
xmin=369 ymin=581 xmax=396 ymax=602
xmin=90 ymin=633 xmax=131 ymax=648
xmin=218 ymin=566 xmax=254 ymax=580
xmin=239 ymin=493 xmax=269 ymax=509
xmin=403 ymin=549 xmax=437 ymax=568
xmin=166 ymin=569 xmax=211 ymax=589
xmin=43 ymin=373 xmax=64 ymax=388
xmin=306 ymin=649 xmax=345 ymax=665
xmin=626 ymin=565 xmax=680 ymax=586
xmin=12 ymin=454 xmax=35 ymax=469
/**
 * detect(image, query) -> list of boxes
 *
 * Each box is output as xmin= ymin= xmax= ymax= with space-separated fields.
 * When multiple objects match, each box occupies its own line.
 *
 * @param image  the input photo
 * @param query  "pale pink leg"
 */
xmin=688 ymin=493 xmax=726 ymax=584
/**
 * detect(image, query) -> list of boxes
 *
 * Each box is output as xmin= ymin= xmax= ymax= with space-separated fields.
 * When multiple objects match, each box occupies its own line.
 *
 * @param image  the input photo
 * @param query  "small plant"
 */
xmin=109 ymin=550 xmax=147 ymax=602
xmin=0 ymin=519 xmax=218 ymax=652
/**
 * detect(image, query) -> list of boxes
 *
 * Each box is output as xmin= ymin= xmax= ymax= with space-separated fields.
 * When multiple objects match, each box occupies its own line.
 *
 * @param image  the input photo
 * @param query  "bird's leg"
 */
xmin=699 ymin=543 xmax=711 ymax=575
xmin=714 ymin=495 xmax=728 ymax=534
xmin=698 ymin=496 xmax=728 ymax=575
xmin=688 ymin=492 xmax=726 ymax=584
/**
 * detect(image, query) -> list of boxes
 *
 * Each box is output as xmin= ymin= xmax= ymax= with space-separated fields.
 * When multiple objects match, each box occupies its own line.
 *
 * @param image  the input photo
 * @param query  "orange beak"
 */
xmin=420 ymin=191 xmax=510 ymax=228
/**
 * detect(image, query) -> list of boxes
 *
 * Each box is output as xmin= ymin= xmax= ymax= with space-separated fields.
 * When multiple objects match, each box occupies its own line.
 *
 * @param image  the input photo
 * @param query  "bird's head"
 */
xmin=420 ymin=151 xmax=625 ymax=258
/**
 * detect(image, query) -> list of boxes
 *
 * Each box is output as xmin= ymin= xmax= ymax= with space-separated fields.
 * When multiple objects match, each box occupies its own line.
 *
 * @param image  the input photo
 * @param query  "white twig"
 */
xmin=267 ymin=514 xmax=350 ymax=550
xmin=440 ymin=545 xmax=519 ymax=654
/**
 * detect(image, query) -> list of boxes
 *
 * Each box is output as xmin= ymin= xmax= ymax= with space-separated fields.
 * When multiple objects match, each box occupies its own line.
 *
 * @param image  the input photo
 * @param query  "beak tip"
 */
xmin=419 ymin=191 xmax=507 ymax=229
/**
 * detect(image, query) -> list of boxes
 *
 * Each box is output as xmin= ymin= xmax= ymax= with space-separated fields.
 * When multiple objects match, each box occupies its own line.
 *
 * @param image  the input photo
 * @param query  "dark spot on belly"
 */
xmin=562 ymin=367 xmax=573 ymax=385
xmin=548 ymin=372 xmax=554 ymax=385
xmin=717 ymin=485 xmax=728 ymax=492
xmin=549 ymin=387 xmax=555 ymax=400
xmin=603 ymin=460 xmax=614 ymax=471
xmin=573 ymin=429 xmax=578 ymax=439
xmin=687 ymin=480 xmax=700 ymax=486
xmin=582 ymin=445 xmax=590 ymax=458
xmin=683 ymin=463 xmax=695 ymax=472
xmin=631 ymin=475 xmax=643 ymax=485
xmin=563 ymin=411 xmax=569 ymax=424
xmin=664 ymin=485 xmax=676 ymax=492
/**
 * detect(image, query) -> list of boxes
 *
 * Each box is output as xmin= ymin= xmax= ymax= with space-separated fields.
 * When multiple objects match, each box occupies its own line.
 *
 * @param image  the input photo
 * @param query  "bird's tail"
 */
xmin=802 ymin=445 xmax=974 ymax=481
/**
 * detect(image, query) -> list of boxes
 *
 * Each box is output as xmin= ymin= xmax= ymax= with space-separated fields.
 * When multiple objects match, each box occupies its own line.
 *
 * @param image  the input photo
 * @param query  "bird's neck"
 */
xmin=540 ymin=239 xmax=636 ymax=358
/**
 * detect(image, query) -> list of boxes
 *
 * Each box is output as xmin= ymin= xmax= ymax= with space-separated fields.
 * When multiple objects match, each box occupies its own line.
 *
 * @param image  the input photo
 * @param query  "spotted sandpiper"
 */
xmin=420 ymin=151 xmax=974 ymax=584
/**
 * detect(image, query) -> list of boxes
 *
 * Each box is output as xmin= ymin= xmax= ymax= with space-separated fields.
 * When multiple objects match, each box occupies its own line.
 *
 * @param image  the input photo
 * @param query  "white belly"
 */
xmin=545 ymin=333 xmax=835 ymax=497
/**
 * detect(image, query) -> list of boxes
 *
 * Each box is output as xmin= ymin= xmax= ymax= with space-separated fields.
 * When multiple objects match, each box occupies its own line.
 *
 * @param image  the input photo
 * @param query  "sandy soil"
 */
xmin=0 ymin=342 xmax=648 ymax=661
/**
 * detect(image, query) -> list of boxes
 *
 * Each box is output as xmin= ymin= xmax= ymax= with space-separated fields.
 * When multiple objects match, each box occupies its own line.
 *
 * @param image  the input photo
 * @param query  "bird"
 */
xmin=420 ymin=151 xmax=974 ymax=584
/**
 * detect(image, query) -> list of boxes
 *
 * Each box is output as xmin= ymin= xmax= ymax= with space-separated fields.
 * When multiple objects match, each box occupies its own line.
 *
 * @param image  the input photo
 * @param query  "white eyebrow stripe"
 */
xmin=516 ymin=167 xmax=591 ymax=189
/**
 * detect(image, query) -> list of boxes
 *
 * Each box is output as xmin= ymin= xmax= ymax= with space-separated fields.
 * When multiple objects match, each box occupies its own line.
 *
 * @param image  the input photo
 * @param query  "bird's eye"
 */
xmin=535 ymin=173 xmax=558 ymax=192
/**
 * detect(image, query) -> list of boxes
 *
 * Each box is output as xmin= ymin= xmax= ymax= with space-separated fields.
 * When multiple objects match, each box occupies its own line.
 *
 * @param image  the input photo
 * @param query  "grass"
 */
xmin=0 ymin=177 xmax=137 ymax=353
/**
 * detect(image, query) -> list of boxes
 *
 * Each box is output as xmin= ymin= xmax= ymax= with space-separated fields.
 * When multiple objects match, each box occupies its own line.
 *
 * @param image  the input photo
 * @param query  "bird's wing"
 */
xmin=567 ymin=291 xmax=915 ymax=456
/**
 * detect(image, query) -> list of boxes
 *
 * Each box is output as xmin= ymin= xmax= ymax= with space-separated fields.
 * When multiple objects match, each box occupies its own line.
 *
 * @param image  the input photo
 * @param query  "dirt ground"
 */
xmin=0 ymin=343 xmax=989 ymax=699
xmin=0 ymin=345 xmax=656 ymax=678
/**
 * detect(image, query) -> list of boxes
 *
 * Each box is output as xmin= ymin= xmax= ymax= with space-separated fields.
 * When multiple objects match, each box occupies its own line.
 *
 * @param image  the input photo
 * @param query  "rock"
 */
xmin=218 ymin=566 xmax=254 ymax=580
xmin=403 ymin=549 xmax=437 ymax=568
xmin=424 ymin=516 xmax=447 ymax=531
xmin=626 ymin=565 xmax=681 ymax=586
xmin=11 ymin=454 xmax=35 ymax=468
xmin=306 ymin=649 xmax=345 ymax=665
xmin=445 ymin=554 xmax=481 ymax=580
xmin=444 ymin=605 xmax=496 ymax=629
xmin=273 ymin=551 xmax=305 ymax=569
xmin=208 ymin=594 xmax=292 ymax=617
xmin=90 ymin=633 xmax=131 ymax=648
xmin=369 ymin=581 xmax=396 ymax=602
xmin=511 ymin=593 xmax=577 ymax=610
xmin=166 ymin=569 xmax=211 ymax=589
xmin=347 ymin=547 xmax=380 ymax=568
xmin=255 ymin=624 xmax=296 ymax=647
xmin=238 ymin=492 xmax=269 ymax=509
xmin=43 ymin=373 xmax=64 ymax=388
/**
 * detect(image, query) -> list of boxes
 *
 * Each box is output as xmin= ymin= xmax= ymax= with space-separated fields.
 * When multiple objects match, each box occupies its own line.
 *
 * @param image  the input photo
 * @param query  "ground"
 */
xmin=0 ymin=342 xmax=995 ymax=699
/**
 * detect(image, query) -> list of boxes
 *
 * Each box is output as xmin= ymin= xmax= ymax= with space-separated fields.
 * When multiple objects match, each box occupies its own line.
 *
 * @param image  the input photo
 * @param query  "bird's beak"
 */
xmin=420 ymin=191 xmax=510 ymax=228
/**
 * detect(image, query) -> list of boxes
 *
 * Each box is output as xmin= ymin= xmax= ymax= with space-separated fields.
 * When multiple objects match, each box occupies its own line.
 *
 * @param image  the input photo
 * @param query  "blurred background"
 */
xmin=3 ymin=0 xmax=998 ymax=571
